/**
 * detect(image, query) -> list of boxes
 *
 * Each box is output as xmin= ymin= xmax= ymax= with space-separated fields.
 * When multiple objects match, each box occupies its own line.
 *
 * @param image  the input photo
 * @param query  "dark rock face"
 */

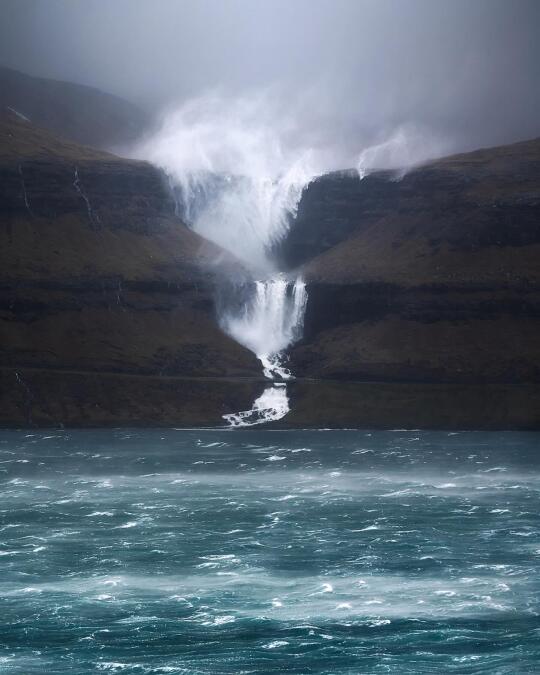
xmin=0 ymin=113 xmax=261 ymax=427
xmin=280 ymin=139 xmax=540 ymax=272
xmin=2 ymin=158 xmax=176 ymax=231
xmin=284 ymin=138 xmax=540 ymax=418
xmin=276 ymin=170 xmax=398 ymax=270
xmin=0 ymin=67 xmax=149 ymax=150
xmin=3 ymin=368 xmax=263 ymax=429
xmin=283 ymin=381 xmax=540 ymax=431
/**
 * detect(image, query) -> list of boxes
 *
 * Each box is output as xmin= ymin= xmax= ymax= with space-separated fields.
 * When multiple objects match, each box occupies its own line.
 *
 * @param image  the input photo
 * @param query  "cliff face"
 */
xmin=0 ymin=67 xmax=149 ymax=150
xmin=282 ymin=138 xmax=540 ymax=279
xmin=280 ymin=139 xmax=540 ymax=426
xmin=2 ymin=84 xmax=540 ymax=429
xmin=0 ymin=112 xmax=261 ymax=427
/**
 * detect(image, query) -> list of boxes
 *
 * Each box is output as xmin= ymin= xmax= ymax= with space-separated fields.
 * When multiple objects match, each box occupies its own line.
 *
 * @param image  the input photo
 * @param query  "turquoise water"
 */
xmin=0 ymin=429 xmax=539 ymax=674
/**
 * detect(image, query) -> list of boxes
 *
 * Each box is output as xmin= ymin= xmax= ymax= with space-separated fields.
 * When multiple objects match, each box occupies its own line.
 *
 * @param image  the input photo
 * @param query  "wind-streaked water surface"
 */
xmin=1 ymin=429 xmax=539 ymax=674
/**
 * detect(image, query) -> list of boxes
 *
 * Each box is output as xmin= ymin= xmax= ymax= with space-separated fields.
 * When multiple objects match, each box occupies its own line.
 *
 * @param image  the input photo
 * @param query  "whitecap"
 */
xmin=204 ymin=615 xmax=236 ymax=626
xmin=95 ymin=663 xmax=132 ymax=672
xmin=353 ymin=525 xmax=379 ymax=532
xmin=263 ymin=640 xmax=289 ymax=649
xmin=199 ymin=554 xmax=238 ymax=560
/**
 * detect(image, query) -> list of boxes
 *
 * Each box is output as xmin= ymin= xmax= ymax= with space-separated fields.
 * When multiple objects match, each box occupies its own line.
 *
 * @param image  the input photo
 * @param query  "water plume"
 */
xmin=137 ymin=93 xmax=449 ymax=425
xmin=137 ymin=91 xmax=321 ymax=424
xmin=357 ymin=125 xmax=451 ymax=179
xmin=138 ymin=91 xmax=323 ymax=273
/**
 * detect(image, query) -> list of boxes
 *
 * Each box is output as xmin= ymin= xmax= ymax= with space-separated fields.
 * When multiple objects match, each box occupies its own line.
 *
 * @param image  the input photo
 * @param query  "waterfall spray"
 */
xmin=137 ymin=92 xmax=319 ymax=425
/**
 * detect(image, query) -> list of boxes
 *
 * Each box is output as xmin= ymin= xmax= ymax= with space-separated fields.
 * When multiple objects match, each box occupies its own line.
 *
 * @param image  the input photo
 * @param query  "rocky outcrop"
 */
xmin=0 ymin=111 xmax=261 ymax=427
xmin=0 ymin=66 xmax=149 ymax=150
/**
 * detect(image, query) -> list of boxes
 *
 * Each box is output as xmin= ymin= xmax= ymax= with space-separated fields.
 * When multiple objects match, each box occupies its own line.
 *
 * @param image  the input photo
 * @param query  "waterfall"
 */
xmin=221 ymin=277 xmax=307 ymax=427
xmin=170 ymin=173 xmax=309 ymax=426
xmin=164 ymin=165 xmax=310 ymax=427
xmin=170 ymin=169 xmax=309 ymax=426
xmin=222 ymin=277 xmax=307 ymax=379
xmin=136 ymin=93 xmax=318 ymax=425
xmin=170 ymin=171 xmax=308 ymax=274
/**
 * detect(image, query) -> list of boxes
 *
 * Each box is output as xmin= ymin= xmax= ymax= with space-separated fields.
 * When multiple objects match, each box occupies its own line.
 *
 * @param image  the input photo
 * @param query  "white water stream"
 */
xmin=222 ymin=278 xmax=307 ymax=427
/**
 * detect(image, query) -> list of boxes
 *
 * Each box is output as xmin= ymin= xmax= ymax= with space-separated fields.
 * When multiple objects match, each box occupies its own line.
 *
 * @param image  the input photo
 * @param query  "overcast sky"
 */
xmin=1 ymin=0 xmax=539 ymax=155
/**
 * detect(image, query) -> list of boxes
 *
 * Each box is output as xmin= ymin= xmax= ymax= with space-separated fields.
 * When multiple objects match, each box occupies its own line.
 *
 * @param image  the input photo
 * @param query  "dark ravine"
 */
xmin=1 ymin=70 xmax=539 ymax=428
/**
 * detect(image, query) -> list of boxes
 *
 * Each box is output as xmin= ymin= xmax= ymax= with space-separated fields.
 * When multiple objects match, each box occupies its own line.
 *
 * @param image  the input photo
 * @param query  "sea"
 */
xmin=0 ymin=428 xmax=539 ymax=674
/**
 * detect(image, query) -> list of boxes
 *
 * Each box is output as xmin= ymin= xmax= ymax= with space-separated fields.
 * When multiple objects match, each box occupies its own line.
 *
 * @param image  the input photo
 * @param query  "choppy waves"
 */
xmin=0 ymin=429 xmax=539 ymax=673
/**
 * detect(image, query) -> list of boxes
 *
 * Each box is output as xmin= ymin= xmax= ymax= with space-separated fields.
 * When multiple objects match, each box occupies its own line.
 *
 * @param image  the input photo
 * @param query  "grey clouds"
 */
xmin=1 ymin=0 xmax=539 ymax=157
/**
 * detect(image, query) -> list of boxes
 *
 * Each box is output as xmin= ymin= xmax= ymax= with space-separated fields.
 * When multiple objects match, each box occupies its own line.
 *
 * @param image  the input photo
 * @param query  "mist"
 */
xmin=1 ymin=0 xmax=539 ymax=162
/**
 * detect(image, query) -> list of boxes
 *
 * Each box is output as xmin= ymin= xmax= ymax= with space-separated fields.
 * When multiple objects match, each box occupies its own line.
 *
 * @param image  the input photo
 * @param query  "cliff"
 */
xmin=277 ymin=139 xmax=540 ymax=427
xmin=2 ymin=85 xmax=540 ymax=428
xmin=0 ymin=110 xmax=262 ymax=427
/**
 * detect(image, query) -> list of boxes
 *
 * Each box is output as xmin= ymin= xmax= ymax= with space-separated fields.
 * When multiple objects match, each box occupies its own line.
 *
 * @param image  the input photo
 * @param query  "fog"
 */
xmin=1 ymin=0 xmax=539 ymax=161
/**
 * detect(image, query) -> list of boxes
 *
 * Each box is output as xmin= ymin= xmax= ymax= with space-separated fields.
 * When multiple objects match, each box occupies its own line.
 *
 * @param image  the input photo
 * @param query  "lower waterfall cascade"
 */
xmin=221 ymin=277 xmax=308 ymax=426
